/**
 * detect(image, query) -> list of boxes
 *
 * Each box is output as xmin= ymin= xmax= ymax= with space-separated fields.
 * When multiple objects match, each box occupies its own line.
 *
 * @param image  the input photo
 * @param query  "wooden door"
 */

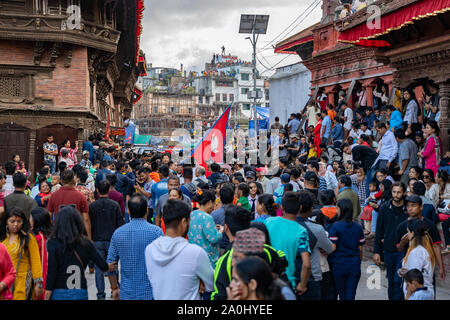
xmin=35 ymin=124 xmax=78 ymax=173
xmin=0 ymin=123 xmax=30 ymax=169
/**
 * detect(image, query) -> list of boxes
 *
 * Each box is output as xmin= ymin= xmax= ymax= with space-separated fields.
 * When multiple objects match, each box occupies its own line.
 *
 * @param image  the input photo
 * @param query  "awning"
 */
xmin=338 ymin=0 xmax=450 ymax=47
xmin=274 ymin=35 xmax=314 ymax=54
xmin=274 ymin=22 xmax=319 ymax=54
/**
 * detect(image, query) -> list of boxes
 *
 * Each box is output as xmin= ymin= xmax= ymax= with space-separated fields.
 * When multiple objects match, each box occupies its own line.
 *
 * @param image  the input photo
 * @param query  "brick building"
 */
xmin=338 ymin=0 xmax=450 ymax=151
xmin=134 ymin=91 xmax=202 ymax=138
xmin=274 ymin=0 xmax=395 ymax=111
xmin=0 ymin=0 xmax=146 ymax=175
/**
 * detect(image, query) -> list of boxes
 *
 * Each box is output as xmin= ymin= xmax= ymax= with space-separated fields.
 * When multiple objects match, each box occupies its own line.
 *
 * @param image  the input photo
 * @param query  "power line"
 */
xmin=256 ymin=0 xmax=321 ymax=74
xmin=259 ymin=55 xmax=293 ymax=75
xmin=258 ymin=0 xmax=321 ymax=52
xmin=257 ymin=0 xmax=322 ymax=56
xmin=277 ymin=0 xmax=322 ymax=44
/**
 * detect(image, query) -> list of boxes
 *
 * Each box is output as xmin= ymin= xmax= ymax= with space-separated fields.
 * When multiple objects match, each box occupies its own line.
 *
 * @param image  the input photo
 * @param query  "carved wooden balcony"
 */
xmin=0 ymin=12 xmax=121 ymax=53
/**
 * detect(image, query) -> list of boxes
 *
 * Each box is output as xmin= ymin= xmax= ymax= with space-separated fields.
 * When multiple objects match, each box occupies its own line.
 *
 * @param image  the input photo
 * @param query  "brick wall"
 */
xmin=0 ymin=41 xmax=90 ymax=109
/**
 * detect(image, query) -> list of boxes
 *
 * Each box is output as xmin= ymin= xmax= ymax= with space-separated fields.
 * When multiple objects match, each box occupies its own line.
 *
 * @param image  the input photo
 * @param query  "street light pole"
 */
xmin=239 ymin=14 xmax=269 ymax=138
xmin=252 ymin=21 xmax=258 ymax=138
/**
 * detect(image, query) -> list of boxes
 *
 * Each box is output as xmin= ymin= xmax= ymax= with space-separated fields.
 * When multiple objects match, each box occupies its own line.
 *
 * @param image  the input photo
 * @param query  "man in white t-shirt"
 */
xmin=343 ymin=103 xmax=353 ymax=138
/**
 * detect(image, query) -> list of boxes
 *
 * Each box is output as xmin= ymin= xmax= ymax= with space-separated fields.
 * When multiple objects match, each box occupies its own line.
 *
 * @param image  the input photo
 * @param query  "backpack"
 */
xmin=183 ymin=182 xmax=197 ymax=196
xmin=294 ymin=218 xmax=318 ymax=283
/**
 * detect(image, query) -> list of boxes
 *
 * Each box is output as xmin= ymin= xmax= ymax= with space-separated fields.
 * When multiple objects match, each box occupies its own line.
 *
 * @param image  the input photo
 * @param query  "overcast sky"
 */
xmin=140 ymin=0 xmax=322 ymax=76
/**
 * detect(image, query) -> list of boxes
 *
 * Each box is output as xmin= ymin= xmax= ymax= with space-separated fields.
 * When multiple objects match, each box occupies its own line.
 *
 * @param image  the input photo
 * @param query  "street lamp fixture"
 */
xmin=239 ymin=14 xmax=269 ymax=137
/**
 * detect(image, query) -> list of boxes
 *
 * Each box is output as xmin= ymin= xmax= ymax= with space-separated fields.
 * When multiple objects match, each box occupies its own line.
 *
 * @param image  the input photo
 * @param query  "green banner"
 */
xmin=133 ymin=134 xmax=152 ymax=145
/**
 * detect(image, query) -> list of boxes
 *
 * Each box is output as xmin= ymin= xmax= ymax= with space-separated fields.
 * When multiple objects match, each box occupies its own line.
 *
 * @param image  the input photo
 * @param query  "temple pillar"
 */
xmin=438 ymin=81 xmax=450 ymax=153
xmin=366 ymin=85 xmax=374 ymax=107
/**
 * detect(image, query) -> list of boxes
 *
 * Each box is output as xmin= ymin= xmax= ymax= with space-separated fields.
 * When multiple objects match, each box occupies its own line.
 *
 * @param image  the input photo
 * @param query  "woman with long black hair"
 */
xmin=401 ymin=219 xmax=436 ymax=299
xmin=423 ymin=168 xmax=440 ymax=206
xmin=227 ymin=256 xmax=284 ymax=300
xmin=419 ymin=121 xmax=443 ymax=177
xmin=30 ymin=207 xmax=52 ymax=300
xmin=328 ymin=198 xmax=365 ymax=300
xmin=45 ymin=206 xmax=116 ymax=300
xmin=188 ymin=190 xmax=223 ymax=269
xmin=254 ymin=193 xmax=278 ymax=222
xmin=402 ymin=88 xmax=421 ymax=139
xmin=0 ymin=208 xmax=43 ymax=300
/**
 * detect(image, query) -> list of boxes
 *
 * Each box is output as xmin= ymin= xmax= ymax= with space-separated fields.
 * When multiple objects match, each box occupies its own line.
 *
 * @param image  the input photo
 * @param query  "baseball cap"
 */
xmin=280 ymin=173 xmax=290 ymax=183
xmin=82 ymin=150 xmax=89 ymax=155
xmin=405 ymin=195 xmax=422 ymax=205
xmin=290 ymin=135 xmax=298 ymax=139
xmin=245 ymin=171 xmax=256 ymax=179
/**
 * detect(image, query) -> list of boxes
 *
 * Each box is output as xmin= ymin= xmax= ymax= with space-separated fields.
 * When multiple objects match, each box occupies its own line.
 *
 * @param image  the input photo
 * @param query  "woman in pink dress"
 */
xmin=59 ymin=139 xmax=78 ymax=165
xmin=418 ymin=121 xmax=442 ymax=177
xmin=12 ymin=154 xmax=28 ymax=177
xmin=0 ymin=242 xmax=16 ymax=300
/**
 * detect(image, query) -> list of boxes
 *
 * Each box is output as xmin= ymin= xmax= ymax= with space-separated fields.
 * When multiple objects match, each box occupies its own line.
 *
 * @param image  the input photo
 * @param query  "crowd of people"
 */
xmin=0 ymin=82 xmax=449 ymax=301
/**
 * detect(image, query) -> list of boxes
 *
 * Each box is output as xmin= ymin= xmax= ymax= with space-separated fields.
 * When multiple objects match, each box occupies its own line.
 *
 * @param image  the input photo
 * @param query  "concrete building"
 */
xmin=268 ymin=62 xmax=312 ymax=125
xmin=192 ymin=74 xmax=238 ymax=124
xmin=217 ymin=64 xmax=269 ymax=119
xmin=137 ymin=66 xmax=179 ymax=92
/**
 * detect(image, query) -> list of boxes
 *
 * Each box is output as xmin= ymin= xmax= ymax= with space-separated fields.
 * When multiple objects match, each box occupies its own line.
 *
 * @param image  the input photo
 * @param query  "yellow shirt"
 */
xmin=308 ymin=148 xmax=318 ymax=159
xmin=2 ymin=234 xmax=42 ymax=300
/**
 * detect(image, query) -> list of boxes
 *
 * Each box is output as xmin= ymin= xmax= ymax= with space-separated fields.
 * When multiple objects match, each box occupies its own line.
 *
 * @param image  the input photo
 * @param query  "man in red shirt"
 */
xmin=47 ymin=170 xmax=91 ymax=239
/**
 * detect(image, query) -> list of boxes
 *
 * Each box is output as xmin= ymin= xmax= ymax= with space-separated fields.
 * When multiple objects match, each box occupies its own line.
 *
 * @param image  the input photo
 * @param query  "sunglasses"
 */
xmin=423 ymin=175 xmax=430 ymax=179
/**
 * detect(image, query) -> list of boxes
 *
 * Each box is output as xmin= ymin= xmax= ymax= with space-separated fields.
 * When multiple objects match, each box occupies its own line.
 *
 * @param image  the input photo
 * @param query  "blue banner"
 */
xmin=124 ymin=121 xmax=136 ymax=145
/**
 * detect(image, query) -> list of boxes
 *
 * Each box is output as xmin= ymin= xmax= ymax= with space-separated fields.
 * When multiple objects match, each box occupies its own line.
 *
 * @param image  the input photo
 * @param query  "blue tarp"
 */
xmin=124 ymin=121 xmax=136 ymax=144
xmin=249 ymin=107 xmax=269 ymax=137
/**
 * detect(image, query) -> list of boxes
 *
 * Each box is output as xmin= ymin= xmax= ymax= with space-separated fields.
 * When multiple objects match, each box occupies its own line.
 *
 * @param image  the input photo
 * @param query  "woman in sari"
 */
xmin=418 ymin=120 xmax=442 ymax=176
xmin=34 ymin=180 xmax=52 ymax=208
xmin=0 ymin=243 xmax=16 ymax=300
xmin=0 ymin=208 xmax=43 ymax=300
xmin=314 ymin=113 xmax=323 ymax=158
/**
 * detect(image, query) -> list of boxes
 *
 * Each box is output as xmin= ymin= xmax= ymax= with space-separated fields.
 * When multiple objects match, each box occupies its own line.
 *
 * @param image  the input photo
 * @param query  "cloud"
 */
xmin=140 ymin=0 xmax=321 ymax=73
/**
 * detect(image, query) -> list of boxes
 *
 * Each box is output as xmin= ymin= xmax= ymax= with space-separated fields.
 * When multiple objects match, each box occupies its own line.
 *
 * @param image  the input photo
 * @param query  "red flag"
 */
xmin=191 ymin=105 xmax=232 ymax=170
xmin=105 ymin=111 xmax=110 ymax=140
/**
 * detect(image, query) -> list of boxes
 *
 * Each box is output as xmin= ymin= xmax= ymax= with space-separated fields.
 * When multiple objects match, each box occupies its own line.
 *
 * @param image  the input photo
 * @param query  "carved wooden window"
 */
xmin=46 ymin=0 xmax=63 ymax=15
xmin=0 ymin=0 xmax=27 ymax=11
xmin=0 ymin=76 xmax=24 ymax=98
